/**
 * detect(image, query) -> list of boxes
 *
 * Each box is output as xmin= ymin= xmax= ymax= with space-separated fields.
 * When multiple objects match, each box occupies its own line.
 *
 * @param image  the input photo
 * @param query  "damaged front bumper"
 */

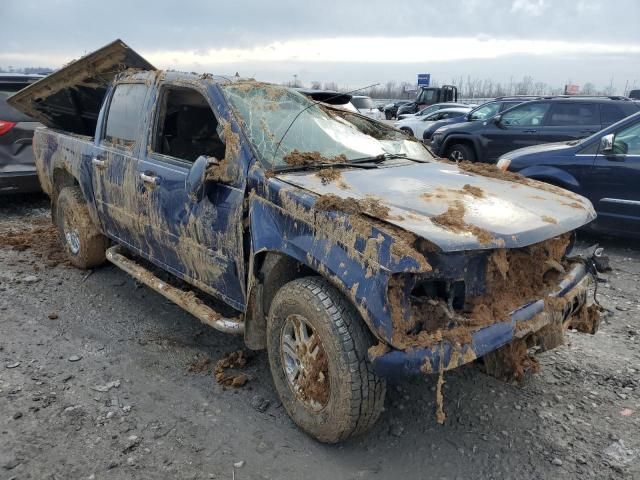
xmin=371 ymin=262 xmax=594 ymax=377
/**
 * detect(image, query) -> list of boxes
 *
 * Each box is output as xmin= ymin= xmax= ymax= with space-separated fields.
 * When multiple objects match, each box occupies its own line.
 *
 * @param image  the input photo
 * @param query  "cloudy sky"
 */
xmin=2 ymin=0 xmax=639 ymax=92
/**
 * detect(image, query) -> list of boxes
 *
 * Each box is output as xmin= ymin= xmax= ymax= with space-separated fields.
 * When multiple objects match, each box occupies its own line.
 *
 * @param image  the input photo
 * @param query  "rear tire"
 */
xmin=446 ymin=143 xmax=476 ymax=162
xmin=55 ymin=187 xmax=108 ymax=269
xmin=267 ymin=276 xmax=386 ymax=443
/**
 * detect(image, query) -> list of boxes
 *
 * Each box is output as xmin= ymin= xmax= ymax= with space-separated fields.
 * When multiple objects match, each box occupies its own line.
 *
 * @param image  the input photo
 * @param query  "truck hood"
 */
xmin=7 ymin=39 xmax=155 ymax=136
xmin=277 ymin=160 xmax=596 ymax=252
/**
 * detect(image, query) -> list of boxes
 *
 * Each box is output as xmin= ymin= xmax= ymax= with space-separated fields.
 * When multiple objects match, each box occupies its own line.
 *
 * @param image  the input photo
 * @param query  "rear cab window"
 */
xmin=548 ymin=103 xmax=599 ymax=126
xmin=103 ymin=83 xmax=149 ymax=148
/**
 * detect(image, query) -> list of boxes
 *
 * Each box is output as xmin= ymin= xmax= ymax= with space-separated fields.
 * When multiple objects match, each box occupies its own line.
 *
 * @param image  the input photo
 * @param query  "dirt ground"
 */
xmin=1 ymin=194 xmax=639 ymax=480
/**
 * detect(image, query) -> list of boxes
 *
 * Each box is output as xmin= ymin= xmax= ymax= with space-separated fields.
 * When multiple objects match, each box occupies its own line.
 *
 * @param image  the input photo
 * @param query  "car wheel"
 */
xmin=400 ymin=127 xmax=414 ymax=137
xmin=267 ymin=276 xmax=386 ymax=443
xmin=385 ymin=111 xmax=393 ymax=120
xmin=55 ymin=186 xmax=108 ymax=269
xmin=446 ymin=143 xmax=476 ymax=162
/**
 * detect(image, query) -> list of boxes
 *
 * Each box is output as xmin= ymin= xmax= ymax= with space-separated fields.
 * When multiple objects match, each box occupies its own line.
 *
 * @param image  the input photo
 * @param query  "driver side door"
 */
xmin=138 ymin=82 xmax=247 ymax=310
xmin=591 ymin=120 xmax=640 ymax=235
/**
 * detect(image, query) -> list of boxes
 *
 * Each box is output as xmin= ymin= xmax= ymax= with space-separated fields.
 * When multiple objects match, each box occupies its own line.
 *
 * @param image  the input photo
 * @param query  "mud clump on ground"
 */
xmin=430 ymin=199 xmax=493 ymax=245
xmin=187 ymin=355 xmax=211 ymax=374
xmin=283 ymin=150 xmax=347 ymax=166
xmin=315 ymin=194 xmax=390 ymax=219
xmin=214 ymin=350 xmax=249 ymax=387
xmin=0 ymin=218 xmax=68 ymax=267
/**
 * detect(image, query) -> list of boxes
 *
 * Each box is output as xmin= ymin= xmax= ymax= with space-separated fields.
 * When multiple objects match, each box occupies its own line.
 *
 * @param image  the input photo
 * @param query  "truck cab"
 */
xmin=397 ymin=85 xmax=459 ymax=117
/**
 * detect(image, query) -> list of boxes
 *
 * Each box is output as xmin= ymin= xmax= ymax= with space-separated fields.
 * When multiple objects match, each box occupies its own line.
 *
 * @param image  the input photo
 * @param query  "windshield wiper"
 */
xmin=273 ymin=161 xmax=378 ymax=174
xmin=273 ymin=153 xmax=428 ymax=174
xmin=351 ymin=153 xmax=429 ymax=164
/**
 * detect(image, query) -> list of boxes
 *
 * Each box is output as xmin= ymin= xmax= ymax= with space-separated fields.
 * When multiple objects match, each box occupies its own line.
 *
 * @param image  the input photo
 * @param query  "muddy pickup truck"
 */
xmin=9 ymin=40 xmax=602 ymax=443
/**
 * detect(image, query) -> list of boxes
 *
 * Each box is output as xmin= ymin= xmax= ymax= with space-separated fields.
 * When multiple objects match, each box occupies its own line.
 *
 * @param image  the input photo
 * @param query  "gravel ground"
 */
xmin=1 ymin=194 xmax=639 ymax=480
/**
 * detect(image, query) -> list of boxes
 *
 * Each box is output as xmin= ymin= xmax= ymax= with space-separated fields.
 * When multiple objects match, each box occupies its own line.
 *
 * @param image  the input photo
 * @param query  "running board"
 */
xmin=106 ymin=246 xmax=244 ymax=334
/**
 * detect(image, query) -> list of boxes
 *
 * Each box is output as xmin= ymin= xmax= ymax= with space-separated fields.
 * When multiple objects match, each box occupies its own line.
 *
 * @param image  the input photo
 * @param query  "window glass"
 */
xmin=152 ymin=87 xmax=225 ymax=163
xmin=104 ymin=84 xmax=148 ymax=146
xmin=578 ymin=142 xmax=598 ymax=155
xmin=222 ymin=83 xmax=430 ymax=168
xmin=416 ymin=104 xmax=441 ymax=117
xmin=548 ymin=103 xmax=598 ymax=126
xmin=501 ymin=102 xmax=550 ymax=127
xmin=601 ymin=103 xmax=639 ymax=125
xmin=417 ymin=89 xmax=436 ymax=103
xmin=613 ymin=121 xmax=640 ymax=155
xmin=470 ymin=102 xmax=499 ymax=121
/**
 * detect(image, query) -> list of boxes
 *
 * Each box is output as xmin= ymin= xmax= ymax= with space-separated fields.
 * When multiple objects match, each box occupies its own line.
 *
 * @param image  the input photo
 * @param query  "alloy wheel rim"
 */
xmin=280 ymin=314 xmax=330 ymax=411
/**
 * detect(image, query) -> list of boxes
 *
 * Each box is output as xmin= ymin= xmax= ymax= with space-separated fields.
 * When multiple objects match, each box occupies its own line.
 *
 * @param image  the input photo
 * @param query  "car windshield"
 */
xmin=469 ymin=102 xmax=500 ymax=121
xmin=351 ymin=97 xmax=375 ymax=110
xmin=222 ymin=82 xmax=430 ymax=168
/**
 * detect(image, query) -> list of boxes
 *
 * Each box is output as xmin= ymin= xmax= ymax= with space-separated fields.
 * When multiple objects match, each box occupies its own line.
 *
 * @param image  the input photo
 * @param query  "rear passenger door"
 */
xmin=485 ymin=102 xmax=551 ymax=161
xmin=545 ymin=102 xmax=600 ymax=143
xmin=92 ymin=82 xmax=151 ymax=250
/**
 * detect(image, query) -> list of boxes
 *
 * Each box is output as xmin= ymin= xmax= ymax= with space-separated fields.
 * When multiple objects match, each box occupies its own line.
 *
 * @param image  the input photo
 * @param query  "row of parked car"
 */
xmin=392 ymin=94 xmax=640 ymax=236
xmin=3 ymin=73 xmax=639 ymax=237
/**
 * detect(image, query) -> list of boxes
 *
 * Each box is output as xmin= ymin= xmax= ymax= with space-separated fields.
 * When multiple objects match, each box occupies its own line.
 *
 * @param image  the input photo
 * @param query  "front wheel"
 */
xmin=446 ymin=143 xmax=476 ymax=162
xmin=400 ymin=127 xmax=414 ymax=137
xmin=267 ymin=277 xmax=386 ymax=443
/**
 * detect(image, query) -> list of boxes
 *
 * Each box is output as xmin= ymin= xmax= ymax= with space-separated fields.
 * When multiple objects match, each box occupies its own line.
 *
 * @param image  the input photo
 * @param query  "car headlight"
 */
xmin=496 ymin=158 xmax=511 ymax=171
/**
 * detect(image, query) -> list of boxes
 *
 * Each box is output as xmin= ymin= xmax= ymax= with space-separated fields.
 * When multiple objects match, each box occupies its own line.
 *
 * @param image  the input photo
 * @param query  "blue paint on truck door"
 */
xmin=135 ymin=81 xmax=247 ymax=311
xmin=91 ymin=82 xmax=152 ymax=250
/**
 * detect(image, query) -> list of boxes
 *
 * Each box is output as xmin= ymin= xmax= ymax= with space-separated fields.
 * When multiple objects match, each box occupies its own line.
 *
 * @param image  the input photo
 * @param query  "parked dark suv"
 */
xmin=0 ymin=73 xmax=44 ymax=193
xmin=422 ymin=96 xmax=539 ymax=142
xmin=430 ymin=97 xmax=640 ymax=163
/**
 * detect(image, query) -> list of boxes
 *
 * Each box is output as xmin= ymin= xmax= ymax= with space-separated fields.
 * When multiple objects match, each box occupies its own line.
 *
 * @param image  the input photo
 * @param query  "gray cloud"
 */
xmin=3 ymin=0 xmax=639 ymax=54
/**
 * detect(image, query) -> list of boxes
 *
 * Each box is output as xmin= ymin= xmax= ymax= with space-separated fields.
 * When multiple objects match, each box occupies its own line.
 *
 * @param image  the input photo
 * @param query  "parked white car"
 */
xmin=350 ymin=95 xmax=384 ymax=120
xmin=396 ymin=102 xmax=473 ymax=120
xmin=394 ymin=107 xmax=472 ymax=138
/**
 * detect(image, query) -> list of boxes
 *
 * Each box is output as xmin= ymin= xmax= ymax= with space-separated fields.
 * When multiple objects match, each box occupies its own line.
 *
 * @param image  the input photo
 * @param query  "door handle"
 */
xmin=140 ymin=172 xmax=160 ymax=186
xmin=523 ymin=129 xmax=537 ymax=133
xmin=92 ymin=157 xmax=106 ymax=168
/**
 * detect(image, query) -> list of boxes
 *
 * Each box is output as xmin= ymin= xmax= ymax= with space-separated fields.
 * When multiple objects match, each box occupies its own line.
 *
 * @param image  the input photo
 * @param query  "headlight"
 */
xmin=496 ymin=158 xmax=511 ymax=171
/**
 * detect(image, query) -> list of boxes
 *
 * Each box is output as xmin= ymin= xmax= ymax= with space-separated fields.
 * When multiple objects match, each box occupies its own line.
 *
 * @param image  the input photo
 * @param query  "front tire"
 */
xmin=267 ymin=277 xmax=386 ymax=443
xmin=400 ymin=127 xmax=414 ymax=137
xmin=55 ymin=187 xmax=108 ymax=269
xmin=446 ymin=143 xmax=476 ymax=162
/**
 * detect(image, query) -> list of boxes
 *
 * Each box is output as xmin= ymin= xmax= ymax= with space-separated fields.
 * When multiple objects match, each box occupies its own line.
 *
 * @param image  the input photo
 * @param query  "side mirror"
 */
xmin=493 ymin=114 xmax=502 ymax=124
xmin=600 ymin=133 xmax=614 ymax=153
xmin=185 ymin=155 xmax=219 ymax=202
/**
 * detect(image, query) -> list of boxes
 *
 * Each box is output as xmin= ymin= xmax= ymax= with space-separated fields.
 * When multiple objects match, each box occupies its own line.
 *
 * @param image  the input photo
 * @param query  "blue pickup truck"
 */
xmin=9 ymin=40 xmax=602 ymax=443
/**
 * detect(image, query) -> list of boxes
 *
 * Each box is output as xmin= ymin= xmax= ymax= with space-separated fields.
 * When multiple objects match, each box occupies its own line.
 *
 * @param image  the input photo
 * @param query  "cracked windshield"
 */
xmin=222 ymin=82 xmax=429 ymax=168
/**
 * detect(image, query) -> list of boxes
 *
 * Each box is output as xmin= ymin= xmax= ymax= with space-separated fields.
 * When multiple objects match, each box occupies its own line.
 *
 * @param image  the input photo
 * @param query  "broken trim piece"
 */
xmin=106 ymin=246 xmax=244 ymax=334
